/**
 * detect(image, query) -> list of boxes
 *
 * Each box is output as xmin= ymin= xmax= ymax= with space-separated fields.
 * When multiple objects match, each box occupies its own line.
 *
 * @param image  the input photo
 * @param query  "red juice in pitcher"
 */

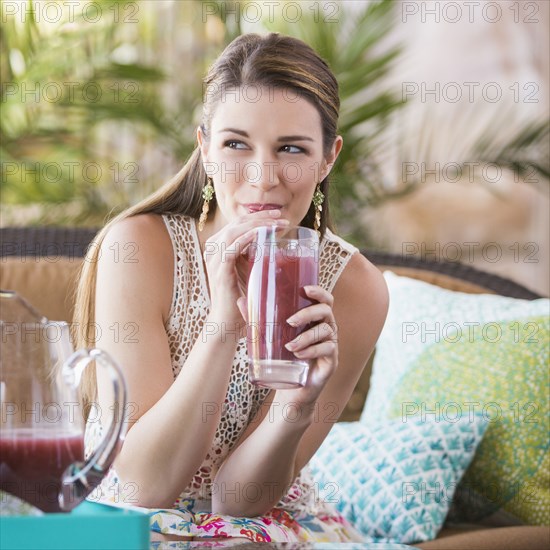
xmin=246 ymin=226 xmax=319 ymax=389
xmin=0 ymin=428 xmax=84 ymax=513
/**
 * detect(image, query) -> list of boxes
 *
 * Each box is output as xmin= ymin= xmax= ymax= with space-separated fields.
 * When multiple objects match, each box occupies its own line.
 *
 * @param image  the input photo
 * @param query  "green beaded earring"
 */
xmin=312 ymin=183 xmax=325 ymax=234
xmin=198 ymin=177 xmax=215 ymax=232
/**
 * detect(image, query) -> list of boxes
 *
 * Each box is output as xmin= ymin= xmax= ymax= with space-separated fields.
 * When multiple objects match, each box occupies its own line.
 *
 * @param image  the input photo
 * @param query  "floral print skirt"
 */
xmin=148 ymin=497 xmax=364 ymax=545
xmin=85 ymin=424 xmax=364 ymax=546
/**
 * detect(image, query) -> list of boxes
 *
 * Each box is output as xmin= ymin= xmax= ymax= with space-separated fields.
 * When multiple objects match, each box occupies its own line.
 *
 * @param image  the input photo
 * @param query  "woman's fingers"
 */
xmin=204 ymin=215 xmax=289 ymax=266
xmin=289 ymin=338 xmax=337 ymax=360
xmin=224 ymin=223 xmax=273 ymax=256
xmin=286 ymin=303 xmax=333 ymax=328
xmin=303 ymin=285 xmax=334 ymax=306
xmin=283 ymin=285 xmax=338 ymax=372
xmin=203 ymin=211 xmax=291 ymax=324
xmin=227 ymin=217 xmax=289 ymax=251
xmin=283 ymin=285 xmax=338 ymax=388
xmin=285 ymin=322 xmax=337 ymax=351
xmin=285 ymin=287 xmax=336 ymax=349
xmin=207 ymin=210 xmax=288 ymax=248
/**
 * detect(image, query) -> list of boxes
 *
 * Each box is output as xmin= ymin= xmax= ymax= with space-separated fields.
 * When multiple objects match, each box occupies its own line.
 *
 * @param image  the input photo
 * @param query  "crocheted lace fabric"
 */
xmin=85 ymin=214 xmax=358 ymax=516
xmin=161 ymin=214 xmax=358 ymax=514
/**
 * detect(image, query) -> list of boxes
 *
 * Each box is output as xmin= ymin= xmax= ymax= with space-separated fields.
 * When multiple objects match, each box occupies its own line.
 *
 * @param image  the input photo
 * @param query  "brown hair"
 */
xmin=74 ymin=33 xmax=341 ymax=407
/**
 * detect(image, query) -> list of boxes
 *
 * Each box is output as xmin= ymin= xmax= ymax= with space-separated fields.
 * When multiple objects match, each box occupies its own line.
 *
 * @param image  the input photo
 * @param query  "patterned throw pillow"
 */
xmin=361 ymin=272 xmax=550 ymax=525
xmin=309 ymin=417 xmax=488 ymax=544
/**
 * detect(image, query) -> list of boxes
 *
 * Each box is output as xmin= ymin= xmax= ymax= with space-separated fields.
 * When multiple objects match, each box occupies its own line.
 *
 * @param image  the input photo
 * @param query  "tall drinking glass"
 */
xmin=246 ymin=226 xmax=319 ymax=389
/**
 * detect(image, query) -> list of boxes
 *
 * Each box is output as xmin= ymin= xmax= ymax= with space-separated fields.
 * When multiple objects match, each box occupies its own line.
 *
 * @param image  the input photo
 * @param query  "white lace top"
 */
xmin=87 ymin=214 xmax=358 ymax=515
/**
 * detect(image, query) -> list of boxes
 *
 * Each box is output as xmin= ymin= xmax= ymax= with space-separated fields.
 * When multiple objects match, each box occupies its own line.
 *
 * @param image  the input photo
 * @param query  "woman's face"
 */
xmin=198 ymin=86 xmax=342 ymax=230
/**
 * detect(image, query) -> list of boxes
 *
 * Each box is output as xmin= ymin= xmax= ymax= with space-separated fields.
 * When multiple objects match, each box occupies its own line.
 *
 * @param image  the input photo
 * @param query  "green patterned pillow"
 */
xmin=361 ymin=272 xmax=550 ymax=525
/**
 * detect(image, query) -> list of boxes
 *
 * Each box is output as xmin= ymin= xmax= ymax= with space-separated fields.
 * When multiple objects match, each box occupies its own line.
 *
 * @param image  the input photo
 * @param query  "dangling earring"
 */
xmin=312 ymin=183 xmax=325 ymax=234
xmin=198 ymin=177 xmax=215 ymax=232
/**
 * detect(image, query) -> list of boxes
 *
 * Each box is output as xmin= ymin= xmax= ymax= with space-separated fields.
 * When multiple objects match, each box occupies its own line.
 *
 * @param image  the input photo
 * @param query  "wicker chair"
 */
xmin=1 ymin=226 xmax=541 ymax=300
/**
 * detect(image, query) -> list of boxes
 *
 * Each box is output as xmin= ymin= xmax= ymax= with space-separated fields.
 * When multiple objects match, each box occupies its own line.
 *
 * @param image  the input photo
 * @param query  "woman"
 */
xmin=75 ymin=32 xmax=389 ymax=544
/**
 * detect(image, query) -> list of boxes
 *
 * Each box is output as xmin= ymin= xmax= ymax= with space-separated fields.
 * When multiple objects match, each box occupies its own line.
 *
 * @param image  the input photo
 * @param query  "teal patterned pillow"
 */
xmin=361 ymin=271 xmax=550 ymax=525
xmin=309 ymin=416 xmax=488 ymax=544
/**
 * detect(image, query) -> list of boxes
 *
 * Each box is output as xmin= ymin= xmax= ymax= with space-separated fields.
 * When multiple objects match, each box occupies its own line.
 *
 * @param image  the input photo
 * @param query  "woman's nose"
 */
xmin=246 ymin=156 xmax=281 ymax=190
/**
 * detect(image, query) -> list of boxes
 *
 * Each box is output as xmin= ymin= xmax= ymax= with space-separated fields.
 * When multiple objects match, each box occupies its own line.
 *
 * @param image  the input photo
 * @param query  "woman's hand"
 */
xmin=203 ymin=210 xmax=289 ymax=328
xmin=280 ymin=285 xmax=339 ymax=406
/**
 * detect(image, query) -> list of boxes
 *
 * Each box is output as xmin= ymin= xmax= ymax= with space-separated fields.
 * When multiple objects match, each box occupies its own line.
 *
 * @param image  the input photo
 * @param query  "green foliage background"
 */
xmin=1 ymin=0 xmax=548 ymax=244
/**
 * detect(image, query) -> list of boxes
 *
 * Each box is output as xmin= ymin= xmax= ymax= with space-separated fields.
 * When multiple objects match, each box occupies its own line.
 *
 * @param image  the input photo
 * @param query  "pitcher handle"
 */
xmin=59 ymin=348 xmax=127 ymax=511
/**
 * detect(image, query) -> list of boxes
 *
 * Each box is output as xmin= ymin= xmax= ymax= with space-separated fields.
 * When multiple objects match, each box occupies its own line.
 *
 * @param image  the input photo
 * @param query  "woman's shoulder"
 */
xmin=98 ymin=214 xmax=174 ymax=283
xmin=97 ymin=213 xmax=175 ymax=321
xmin=101 ymin=213 xmax=173 ymax=260
xmin=328 ymin=231 xmax=389 ymax=329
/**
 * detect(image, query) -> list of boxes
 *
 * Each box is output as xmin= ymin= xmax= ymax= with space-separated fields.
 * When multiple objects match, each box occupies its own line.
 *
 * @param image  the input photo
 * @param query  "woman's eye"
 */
xmin=224 ymin=140 xmax=247 ymax=150
xmin=280 ymin=145 xmax=305 ymax=154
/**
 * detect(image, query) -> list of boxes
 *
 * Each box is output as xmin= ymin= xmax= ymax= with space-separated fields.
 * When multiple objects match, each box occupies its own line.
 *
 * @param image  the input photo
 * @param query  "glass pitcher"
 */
xmin=0 ymin=291 xmax=127 ymax=513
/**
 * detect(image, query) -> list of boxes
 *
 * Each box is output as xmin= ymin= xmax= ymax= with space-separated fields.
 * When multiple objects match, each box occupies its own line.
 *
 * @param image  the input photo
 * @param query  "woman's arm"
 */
xmin=94 ymin=210 xmax=288 ymax=508
xmin=94 ymin=214 xmax=240 ymax=507
xmin=212 ymin=253 xmax=389 ymax=516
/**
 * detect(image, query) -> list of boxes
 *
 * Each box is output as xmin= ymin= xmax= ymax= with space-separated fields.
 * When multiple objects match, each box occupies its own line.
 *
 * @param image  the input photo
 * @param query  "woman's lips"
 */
xmin=244 ymin=203 xmax=283 ymax=213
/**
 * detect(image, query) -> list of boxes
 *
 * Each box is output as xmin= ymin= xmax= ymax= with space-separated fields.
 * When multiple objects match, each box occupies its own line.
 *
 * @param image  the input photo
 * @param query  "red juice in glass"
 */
xmin=246 ymin=226 xmax=319 ymax=389
xmin=0 ymin=428 xmax=84 ymax=513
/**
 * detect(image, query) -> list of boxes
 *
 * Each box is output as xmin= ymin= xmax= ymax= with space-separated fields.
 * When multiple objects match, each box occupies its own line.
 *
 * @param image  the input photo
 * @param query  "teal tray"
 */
xmin=0 ymin=501 xmax=150 ymax=550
